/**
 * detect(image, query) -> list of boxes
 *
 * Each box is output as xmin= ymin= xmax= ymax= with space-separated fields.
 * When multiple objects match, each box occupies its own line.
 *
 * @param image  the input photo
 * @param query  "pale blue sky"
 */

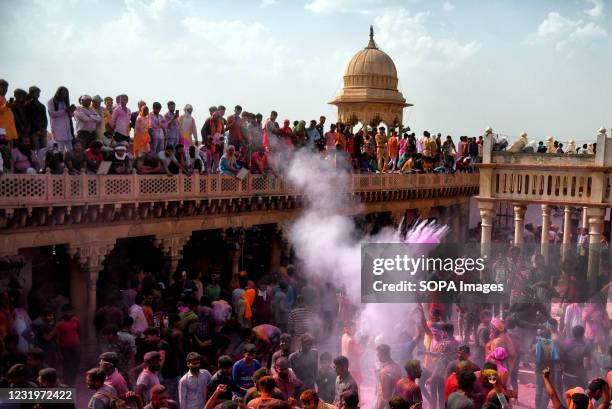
xmin=1 ymin=0 xmax=610 ymax=143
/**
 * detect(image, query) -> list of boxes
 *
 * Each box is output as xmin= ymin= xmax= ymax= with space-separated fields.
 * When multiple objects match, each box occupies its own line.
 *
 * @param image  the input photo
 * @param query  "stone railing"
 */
xmin=0 ymin=172 xmax=479 ymax=209
xmin=478 ymin=128 xmax=612 ymax=206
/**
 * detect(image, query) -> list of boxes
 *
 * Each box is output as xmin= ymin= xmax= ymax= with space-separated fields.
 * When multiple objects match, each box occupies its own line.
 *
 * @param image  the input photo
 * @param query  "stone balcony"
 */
xmin=0 ymin=172 xmax=478 ymax=255
xmin=478 ymin=130 xmax=612 ymax=206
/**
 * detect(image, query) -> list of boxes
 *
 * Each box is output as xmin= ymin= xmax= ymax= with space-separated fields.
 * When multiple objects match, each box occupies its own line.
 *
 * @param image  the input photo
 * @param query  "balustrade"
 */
xmin=0 ymin=172 xmax=480 ymax=208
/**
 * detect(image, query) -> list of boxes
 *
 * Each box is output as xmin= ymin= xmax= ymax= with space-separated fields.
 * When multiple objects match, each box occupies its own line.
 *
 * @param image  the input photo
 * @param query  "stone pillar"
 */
xmin=562 ymin=206 xmax=572 ymax=261
xmin=69 ymin=241 xmax=115 ymax=356
xmin=231 ymin=247 xmax=240 ymax=280
xmin=513 ymin=204 xmax=526 ymax=246
xmin=159 ymin=235 xmax=191 ymax=280
xmin=582 ymin=207 xmax=588 ymax=229
xmin=451 ymin=205 xmax=462 ymax=243
xmin=541 ymin=205 xmax=551 ymax=263
xmin=587 ymin=207 xmax=605 ymax=295
xmin=69 ymin=258 xmax=87 ymax=330
xmin=478 ymin=201 xmax=495 ymax=260
xmin=418 ymin=207 xmax=431 ymax=219
xmin=270 ymin=233 xmax=282 ymax=274
xmin=390 ymin=210 xmax=407 ymax=227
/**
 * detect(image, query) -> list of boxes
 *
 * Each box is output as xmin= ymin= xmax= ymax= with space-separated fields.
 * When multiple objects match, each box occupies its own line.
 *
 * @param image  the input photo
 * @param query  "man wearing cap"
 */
xmin=74 ymin=95 xmax=102 ymax=148
xmin=100 ymin=352 xmax=128 ymax=398
xmin=109 ymin=143 xmax=132 ymax=174
xmin=136 ymin=351 xmax=162 ymax=404
xmin=232 ymin=343 xmax=262 ymax=392
xmin=179 ymin=352 xmax=211 ymax=409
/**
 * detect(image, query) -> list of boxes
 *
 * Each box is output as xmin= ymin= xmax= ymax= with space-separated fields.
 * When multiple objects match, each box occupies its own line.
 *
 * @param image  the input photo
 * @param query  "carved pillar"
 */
xmin=582 ymin=207 xmax=588 ymax=229
xmin=418 ymin=207 xmax=431 ymax=219
xmin=68 ymin=241 xmax=115 ymax=354
xmin=157 ymin=234 xmax=191 ymax=281
xmin=587 ymin=207 xmax=605 ymax=295
xmin=540 ymin=205 xmax=551 ymax=263
xmin=513 ymin=204 xmax=526 ymax=246
xmin=562 ymin=206 xmax=572 ymax=261
xmin=390 ymin=210 xmax=407 ymax=227
xmin=270 ymin=227 xmax=282 ymax=274
xmin=231 ymin=247 xmax=240 ymax=280
xmin=478 ymin=201 xmax=495 ymax=265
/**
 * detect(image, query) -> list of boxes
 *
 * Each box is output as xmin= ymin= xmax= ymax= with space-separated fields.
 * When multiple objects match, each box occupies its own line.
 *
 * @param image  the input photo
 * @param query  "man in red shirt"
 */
xmin=250 ymin=148 xmax=270 ymax=174
xmin=85 ymin=140 xmax=105 ymax=173
xmin=226 ymin=105 xmax=244 ymax=151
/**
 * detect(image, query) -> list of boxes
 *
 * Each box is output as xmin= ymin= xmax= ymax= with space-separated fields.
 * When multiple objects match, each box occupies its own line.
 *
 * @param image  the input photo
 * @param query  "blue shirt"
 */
xmin=232 ymin=358 xmax=261 ymax=389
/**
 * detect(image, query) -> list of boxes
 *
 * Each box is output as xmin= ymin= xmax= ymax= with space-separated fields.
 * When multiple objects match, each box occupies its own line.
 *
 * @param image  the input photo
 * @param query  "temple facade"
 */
xmin=330 ymin=26 xmax=412 ymax=128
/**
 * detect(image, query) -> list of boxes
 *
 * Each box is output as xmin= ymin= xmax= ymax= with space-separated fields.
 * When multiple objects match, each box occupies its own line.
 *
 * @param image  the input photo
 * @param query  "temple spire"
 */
xmin=367 ymin=25 xmax=377 ymax=49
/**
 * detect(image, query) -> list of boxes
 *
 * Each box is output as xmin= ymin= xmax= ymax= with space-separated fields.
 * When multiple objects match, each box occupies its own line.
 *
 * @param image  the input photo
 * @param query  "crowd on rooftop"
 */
xmin=0 ymin=80 xmax=483 ymax=177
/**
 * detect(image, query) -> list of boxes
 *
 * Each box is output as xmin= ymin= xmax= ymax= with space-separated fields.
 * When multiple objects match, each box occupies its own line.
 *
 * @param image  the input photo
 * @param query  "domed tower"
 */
xmin=330 ymin=26 xmax=412 ymax=129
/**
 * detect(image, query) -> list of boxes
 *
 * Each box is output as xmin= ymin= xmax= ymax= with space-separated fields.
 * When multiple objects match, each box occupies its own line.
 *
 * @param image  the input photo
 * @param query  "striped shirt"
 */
xmin=287 ymin=307 xmax=314 ymax=337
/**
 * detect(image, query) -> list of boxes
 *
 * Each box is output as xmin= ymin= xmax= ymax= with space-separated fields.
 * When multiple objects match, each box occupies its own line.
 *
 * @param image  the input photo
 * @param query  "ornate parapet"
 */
xmin=0 ymin=173 xmax=479 ymax=230
xmin=478 ymin=128 xmax=612 ymax=206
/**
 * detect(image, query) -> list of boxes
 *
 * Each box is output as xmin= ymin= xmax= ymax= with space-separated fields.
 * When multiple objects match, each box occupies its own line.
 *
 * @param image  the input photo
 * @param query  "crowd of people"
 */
xmin=1 ymin=84 xmax=611 ymax=409
xmin=495 ymin=132 xmax=597 ymax=155
xmin=0 ymin=242 xmax=611 ymax=409
xmin=0 ymin=80 xmax=482 ymax=177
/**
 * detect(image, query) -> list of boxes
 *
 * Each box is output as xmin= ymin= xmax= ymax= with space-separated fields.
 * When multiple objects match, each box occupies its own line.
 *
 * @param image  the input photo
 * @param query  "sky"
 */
xmin=1 ymin=0 xmax=611 ymax=143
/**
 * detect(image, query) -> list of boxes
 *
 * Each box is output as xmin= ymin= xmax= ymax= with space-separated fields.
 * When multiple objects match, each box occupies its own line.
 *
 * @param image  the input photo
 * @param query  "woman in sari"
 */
xmin=218 ymin=145 xmax=241 ymax=176
xmin=178 ymin=104 xmax=198 ymax=147
xmin=133 ymin=105 xmax=150 ymax=158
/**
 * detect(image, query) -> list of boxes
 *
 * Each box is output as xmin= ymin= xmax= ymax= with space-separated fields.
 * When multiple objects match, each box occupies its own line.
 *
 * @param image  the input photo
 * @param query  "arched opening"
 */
xmin=97 ymin=236 xmax=165 ymax=307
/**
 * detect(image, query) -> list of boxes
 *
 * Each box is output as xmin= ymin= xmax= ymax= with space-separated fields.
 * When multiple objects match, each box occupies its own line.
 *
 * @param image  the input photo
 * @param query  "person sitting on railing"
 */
xmin=11 ymin=136 xmax=40 ymax=174
xmin=109 ymin=144 xmax=132 ymax=175
xmin=65 ymin=139 xmax=87 ymax=175
xmin=455 ymin=156 xmax=471 ymax=173
xmin=158 ymin=144 xmax=187 ymax=175
xmin=42 ymin=142 xmax=65 ymax=174
xmin=174 ymin=144 xmax=192 ymax=176
xmin=250 ymin=147 xmax=270 ymax=175
xmin=136 ymin=151 xmax=163 ymax=175
xmin=185 ymin=145 xmax=204 ymax=174
xmin=235 ymin=146 xmax=250 ymax=171
xmin=579 ymin=143 xmax=594 ymax=154
xmin=219 ymin=145 xmax=241 ymax=176
xmin=421 ymin=156 xmax=434 ymax=173
xmin=85 ymin=140 xmax=104 ymax=173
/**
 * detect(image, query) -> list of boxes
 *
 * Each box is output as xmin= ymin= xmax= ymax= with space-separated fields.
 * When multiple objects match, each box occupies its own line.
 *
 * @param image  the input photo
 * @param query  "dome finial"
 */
xmin=367 ymin=25 xmax=377 ymax=49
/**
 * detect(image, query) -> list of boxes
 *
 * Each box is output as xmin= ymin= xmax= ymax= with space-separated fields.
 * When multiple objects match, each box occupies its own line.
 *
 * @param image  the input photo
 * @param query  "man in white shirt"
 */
xmin=129 ymin=293 xmax=148 ymax=336
xmin=74 ymin=95 xmax=102 ymax=148
xmin=178 ymin=352 xmax=211 ymax=409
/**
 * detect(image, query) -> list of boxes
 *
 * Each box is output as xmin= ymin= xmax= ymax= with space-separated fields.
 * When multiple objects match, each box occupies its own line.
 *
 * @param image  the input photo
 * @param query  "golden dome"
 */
xmin=343 ymin=28 xmax=398 ymax=89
